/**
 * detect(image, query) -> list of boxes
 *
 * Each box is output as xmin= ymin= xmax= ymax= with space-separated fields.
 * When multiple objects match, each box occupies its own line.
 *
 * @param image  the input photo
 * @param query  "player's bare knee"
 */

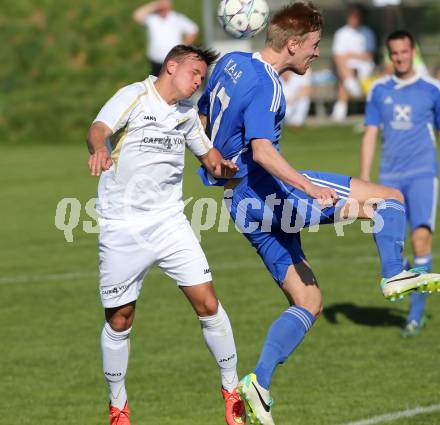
xmin=305 ymin=299 xmax=323 ymax=318
xmin=180 ymin=282 xmax=219 ymax=316
xmin=386 ymin=188 xmax=404 ymax=204
xmin=293 ymin=292 xmax=322 ymax=318
xmin=106 ymin=316 xmax=132 ymax=332
xmin=197 ymin=296 xmax=219 ymax=316
xmin=105 ymin=304 xmax=135 ymax=332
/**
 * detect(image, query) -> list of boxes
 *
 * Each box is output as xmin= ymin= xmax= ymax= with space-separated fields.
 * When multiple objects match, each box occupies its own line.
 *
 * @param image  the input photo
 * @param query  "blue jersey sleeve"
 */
xmin=434 ymin=87 xmax=440 ymax=131
xmin=244 ymin=84 xmax=278 ymax=142
xmin=364 ymin=86 xmax=381 ymax=127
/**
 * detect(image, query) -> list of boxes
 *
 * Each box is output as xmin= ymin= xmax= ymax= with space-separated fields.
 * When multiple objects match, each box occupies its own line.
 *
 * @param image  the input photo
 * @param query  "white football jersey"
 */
xmin=332 ymin=25 xmax=376 ymax=56
xmin=143 ymin=11 xmax=198 ymax=63
xmin=93 ymin=76 xmax=211 ymax=219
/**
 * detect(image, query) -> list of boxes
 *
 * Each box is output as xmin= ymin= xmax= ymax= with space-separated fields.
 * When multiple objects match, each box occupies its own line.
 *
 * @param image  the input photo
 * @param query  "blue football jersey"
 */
xmin=365 ymin=75 xmax=440 ymax=180
xmin=198 ymin=51 xmax=286 ymax=185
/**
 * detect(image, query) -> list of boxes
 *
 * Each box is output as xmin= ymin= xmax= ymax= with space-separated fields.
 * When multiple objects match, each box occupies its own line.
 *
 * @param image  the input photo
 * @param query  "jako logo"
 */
xmin=219 ymin=354 xmax=236 ymax=363
xmin=204 ymin=268 xmax=211 ymax=274
xmin=105 ymin=372 xmax=122 ymax=377
xmin=144 ymin=115 xmax=156 ymax=121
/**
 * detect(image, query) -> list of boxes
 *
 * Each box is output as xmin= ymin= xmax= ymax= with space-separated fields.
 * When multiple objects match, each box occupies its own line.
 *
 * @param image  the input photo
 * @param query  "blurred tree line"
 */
xmin=0 ymin=0 xmax=201 ymax=144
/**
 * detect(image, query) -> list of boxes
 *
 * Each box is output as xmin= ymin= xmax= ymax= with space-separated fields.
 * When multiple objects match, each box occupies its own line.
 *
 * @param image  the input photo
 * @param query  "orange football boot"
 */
xmin=222 ymin=387 xmax=246 ymax=424
xmin=109 ymin=401 xmax=130 ymax=425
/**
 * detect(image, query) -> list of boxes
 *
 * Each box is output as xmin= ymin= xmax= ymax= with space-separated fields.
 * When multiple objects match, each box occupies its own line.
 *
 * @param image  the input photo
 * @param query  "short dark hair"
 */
xmin=347 ymin=2 xmax=365 ymax=18
xmin=386 ymin=30 xmax=415 ymax=49
xmin=266 ymin=1 xmax=323 ymax=52
xmin=160 ymin=45 xmax=220 ymax=74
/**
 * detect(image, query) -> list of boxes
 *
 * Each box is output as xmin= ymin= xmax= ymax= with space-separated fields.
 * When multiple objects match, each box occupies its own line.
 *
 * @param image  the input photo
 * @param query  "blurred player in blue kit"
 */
xmin=361 ymin=30 xmax=440 ymax=337
xmin=198 ymin=3 xmax=440 ymax=424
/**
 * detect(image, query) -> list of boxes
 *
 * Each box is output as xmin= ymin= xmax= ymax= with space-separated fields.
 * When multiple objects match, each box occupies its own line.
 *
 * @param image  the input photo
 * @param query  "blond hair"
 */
xmin=266 ymin=1 xmax=323 ymax=52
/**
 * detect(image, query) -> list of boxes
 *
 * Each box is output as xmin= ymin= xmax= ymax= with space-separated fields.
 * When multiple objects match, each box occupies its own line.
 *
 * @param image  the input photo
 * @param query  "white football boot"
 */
xmin=238 ymin=373 xmax=275 ymax=425
xmin=381 ymin=268 xmax=440 ymax=301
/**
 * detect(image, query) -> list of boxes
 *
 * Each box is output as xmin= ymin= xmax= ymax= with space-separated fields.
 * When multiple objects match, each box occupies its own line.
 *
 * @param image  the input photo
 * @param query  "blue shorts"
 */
xmin=380 ymin=175 xmax=438 ymax=232
xmin=227 ymin=169 xmax=351 ymax=285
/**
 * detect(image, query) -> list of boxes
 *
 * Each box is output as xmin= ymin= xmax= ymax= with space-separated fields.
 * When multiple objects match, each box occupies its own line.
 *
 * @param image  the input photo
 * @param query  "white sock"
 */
xmin=199 ymin=302 xmax=239 ymax=392
xmin=343 ymin=77 xmax=362 ymax=97
xmin=332 ymin=100 xmax=348 ymax=121
xmin=101 ymin=322 xmax=131 ymax=409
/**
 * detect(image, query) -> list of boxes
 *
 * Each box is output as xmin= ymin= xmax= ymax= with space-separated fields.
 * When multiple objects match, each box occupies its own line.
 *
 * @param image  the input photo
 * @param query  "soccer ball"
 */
xmin=217 ymin=0 xmax=270 ymax=39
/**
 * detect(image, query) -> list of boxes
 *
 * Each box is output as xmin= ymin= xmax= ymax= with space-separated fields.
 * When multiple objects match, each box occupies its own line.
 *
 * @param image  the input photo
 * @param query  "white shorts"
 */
xmin=98 ymin=212 xmax=212 ymax=308
xmin=347 ymin=59 xmax=375 ymax=79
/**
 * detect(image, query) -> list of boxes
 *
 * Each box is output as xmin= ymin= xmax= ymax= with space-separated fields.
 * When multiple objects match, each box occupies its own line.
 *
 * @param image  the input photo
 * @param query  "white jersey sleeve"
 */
xmin=177 ymin=12 xmax=199 ymax=35
xmin=93 ymin=83 xmax=145 ymax=133
xmin=184 ymin=110 xmax=212 ymax=157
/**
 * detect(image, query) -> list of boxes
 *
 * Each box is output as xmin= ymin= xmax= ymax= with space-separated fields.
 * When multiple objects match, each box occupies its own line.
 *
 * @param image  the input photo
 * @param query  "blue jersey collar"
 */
xmin=392 ymin=73 xmax=420 ymax=89
xmin=252 ymin=52 xmax=279 ymax=75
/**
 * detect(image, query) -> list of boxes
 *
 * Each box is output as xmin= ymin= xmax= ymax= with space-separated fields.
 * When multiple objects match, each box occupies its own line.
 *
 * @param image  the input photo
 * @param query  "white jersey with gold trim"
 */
xmin=93 ymin=76 xmax=211 ymax=219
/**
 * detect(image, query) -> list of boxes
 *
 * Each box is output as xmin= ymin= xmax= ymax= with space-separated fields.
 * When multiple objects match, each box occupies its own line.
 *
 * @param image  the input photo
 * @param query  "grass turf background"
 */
xmin=1 ymin=125 xmax=440 ymax=424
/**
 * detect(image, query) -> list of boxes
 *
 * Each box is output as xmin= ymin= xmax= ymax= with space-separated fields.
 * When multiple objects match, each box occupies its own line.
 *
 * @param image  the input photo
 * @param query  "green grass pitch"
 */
xmin=1 ymin=125 xmax=439 ymax=424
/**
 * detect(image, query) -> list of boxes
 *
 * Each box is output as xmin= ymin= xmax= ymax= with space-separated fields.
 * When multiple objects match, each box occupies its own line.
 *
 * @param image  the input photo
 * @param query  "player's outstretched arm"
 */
xmin=132 ymin=1 xmax=162 ymax=24
xmin=86 ymin=122 xmax=113 ymax=177
xmin=198 ymin=148 xmax=239 ymax=180
xmin=360 ymin=125 xmax=378 ymax=182
xmin=252 ymin=138 xmax=338 ymax=206
xmin=183 ymin=31 xmax=198 ymax=45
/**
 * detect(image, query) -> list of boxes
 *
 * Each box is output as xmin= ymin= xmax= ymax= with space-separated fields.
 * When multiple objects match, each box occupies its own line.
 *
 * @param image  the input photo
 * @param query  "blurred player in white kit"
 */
xmin=280 ymin=69 xmax=312 ymax=129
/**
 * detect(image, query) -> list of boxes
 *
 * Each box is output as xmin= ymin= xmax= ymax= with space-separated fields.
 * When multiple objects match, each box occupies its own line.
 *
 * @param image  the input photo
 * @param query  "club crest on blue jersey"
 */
xmin=392 ymin=104 xmax=413 ymax=130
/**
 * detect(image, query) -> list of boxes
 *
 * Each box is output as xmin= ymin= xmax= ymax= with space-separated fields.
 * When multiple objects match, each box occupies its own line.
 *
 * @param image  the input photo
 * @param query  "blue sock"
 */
xmin=407 ymin=254 xmax=432 ymax=323
xmin=373 ymin=200 xmax=406 ymax=278
xmin=254 ymin=306 xmax=315 ymax=390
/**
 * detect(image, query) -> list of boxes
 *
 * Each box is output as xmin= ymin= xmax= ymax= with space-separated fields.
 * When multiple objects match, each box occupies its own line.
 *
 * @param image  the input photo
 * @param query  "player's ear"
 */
xmin=286 ymin=37 xmax=300 ymax=55
xmin=166 ymin=59 xmax=178 ymax=75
